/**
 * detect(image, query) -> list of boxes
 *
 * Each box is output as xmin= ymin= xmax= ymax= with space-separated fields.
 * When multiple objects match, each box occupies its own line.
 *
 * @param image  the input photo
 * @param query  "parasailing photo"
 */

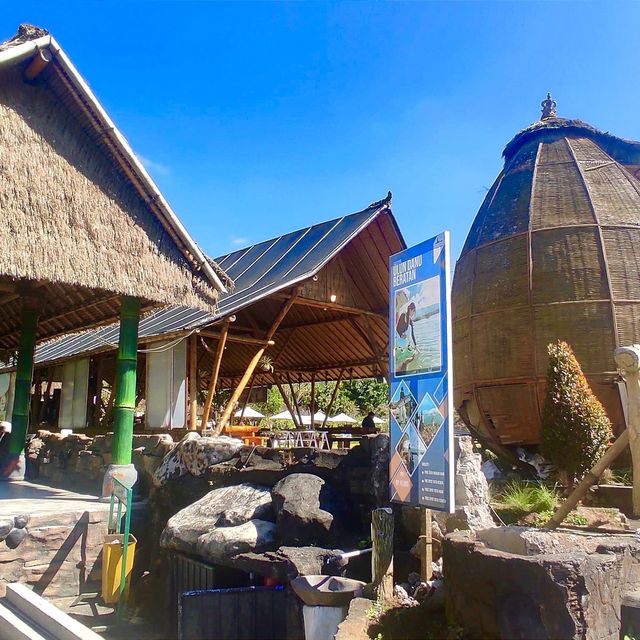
xmin=393 ymin=273 xmax=441 ymax=377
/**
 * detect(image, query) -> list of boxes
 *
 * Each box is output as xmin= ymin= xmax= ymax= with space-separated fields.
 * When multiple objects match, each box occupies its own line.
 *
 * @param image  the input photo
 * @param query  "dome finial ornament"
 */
xmin=541 ymin=92 xmax=557 ymax=120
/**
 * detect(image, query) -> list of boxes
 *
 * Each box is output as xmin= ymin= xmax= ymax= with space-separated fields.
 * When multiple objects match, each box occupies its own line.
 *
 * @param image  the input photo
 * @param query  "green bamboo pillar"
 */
xmin=111 ymin=296 xmax=140 ymax=466
xmin=8 ymin=306 xmax=38 ymax=457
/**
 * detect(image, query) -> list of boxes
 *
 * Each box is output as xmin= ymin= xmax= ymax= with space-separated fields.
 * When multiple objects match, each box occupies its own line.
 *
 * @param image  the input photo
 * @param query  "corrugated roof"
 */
xmin=34 ymin=195 xmax=394 ymax=366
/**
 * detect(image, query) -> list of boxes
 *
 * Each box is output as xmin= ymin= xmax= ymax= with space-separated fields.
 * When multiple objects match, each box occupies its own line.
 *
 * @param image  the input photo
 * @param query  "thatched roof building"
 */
xmin=453 ymin=94 xmax=640 ymax=447
xmin=0 ymin=25 xmax=229 ymax=349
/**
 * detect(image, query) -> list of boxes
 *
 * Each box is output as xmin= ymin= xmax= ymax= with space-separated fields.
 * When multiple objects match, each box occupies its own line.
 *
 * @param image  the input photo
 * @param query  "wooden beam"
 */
xmin=188 ymin=334 xmax=198 ymax=430
xmin=358 ymin=316 xmax=390 ymax=381
xmin=238 ymin=373 xmax=256 ymax=422
xmin=215 ymin=287 xmax=301 ymax=434
xmin=198 ymin=329 xmax=274 ymax=347
xmin=278 ymin=294 xmax=386 ymax=320
xmin=371 ymin=507 xmax=394 ymax=601
xmin=92 ymin=356 xmax=104 ymax=428
xmin=200 ymin=319 xmax=231 ymax=429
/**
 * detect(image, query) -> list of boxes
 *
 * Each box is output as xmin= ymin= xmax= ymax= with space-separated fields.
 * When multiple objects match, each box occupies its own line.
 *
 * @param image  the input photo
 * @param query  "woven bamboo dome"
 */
xmin=453 ymin=94 xmax=640 ymax=446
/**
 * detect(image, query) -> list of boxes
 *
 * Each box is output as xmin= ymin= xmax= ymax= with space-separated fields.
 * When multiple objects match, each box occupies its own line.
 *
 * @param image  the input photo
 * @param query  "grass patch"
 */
xmin=500 ymin=481 xmax=557 ymax=514
xmin=529 ymin=509 xmax=588 ymax=528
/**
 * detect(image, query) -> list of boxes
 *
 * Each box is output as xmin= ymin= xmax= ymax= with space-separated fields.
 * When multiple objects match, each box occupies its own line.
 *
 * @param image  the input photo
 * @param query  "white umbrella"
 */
xmin=234 ymin=406 xmax=265 ymax=419
xmin=270 ymin=409 xmax=295 ymax=421
xmin=327 ymin=412 xmax=357 ymax=424
xmin=301 ymin=411 xmax=326 ymax=425
xmin=373 ymin=416 xmax=386 ymax=424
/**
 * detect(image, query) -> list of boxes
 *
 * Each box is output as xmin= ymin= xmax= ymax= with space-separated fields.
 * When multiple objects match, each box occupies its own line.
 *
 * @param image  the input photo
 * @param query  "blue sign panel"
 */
xmin=388 ymin=232 xmax=454 ymax=512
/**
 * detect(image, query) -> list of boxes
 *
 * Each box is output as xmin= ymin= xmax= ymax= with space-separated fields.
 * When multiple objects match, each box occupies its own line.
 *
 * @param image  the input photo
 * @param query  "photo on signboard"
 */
xmin=393 ymin=274 xmax=442 ymax=376
xmin=413 ymin=392 xmax=445 ymax=449
xmin=389 ymin=381 xmax=417 ymax=430
xmin=395 ymin=427 xmax=423 ymax=475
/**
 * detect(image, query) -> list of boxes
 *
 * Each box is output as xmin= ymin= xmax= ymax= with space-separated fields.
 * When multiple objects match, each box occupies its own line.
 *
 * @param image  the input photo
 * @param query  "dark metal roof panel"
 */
xmin=33 ymin=198 xmax=395 ymax=365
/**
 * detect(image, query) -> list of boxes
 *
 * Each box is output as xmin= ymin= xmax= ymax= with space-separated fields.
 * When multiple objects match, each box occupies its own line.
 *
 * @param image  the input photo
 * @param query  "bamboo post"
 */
xmin=201 ymin=319 xmax=231 ymax=430
xmin=111 ymin=297 xmax=140 ymax=466
xmin=371 ymin=507 xmax=394 ymax=601
xmin=8 ymin=305 xmax=38 ymax=457
xmin=421 ymin=509 xmax=433 ymax=581
xmin=615 ymin=345 xmax=640 ymax=515
xmin=189 ymin=334 xmax=198 ymax=430
xmin=545 ymin=430 xmax=629 ymax=529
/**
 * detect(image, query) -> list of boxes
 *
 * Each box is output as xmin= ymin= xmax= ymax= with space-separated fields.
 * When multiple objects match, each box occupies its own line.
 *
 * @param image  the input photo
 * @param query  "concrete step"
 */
xmin=0 ymin=599 xmax=48 ymax=640
xmin=5 ymin=583 xmax=103 ymax=640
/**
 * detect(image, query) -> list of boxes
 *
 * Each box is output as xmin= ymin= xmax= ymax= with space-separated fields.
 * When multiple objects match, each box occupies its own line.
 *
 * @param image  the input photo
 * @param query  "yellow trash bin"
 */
xmin=101 ymin=533 xmax=137 ymax=604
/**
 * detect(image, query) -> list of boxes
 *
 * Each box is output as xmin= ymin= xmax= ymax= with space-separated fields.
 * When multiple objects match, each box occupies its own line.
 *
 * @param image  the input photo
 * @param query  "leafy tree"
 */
xmin=541 ymin=341 xmax=612 ymax=484
xmin=343 ymin=379 xmax=389 ymax=416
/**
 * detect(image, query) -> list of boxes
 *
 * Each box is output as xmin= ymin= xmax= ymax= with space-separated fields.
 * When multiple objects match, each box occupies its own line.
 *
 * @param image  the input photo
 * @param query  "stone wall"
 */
xmin=26 ymin=430 xmax=174 ymax=496
xmin=444 ymin=529 xmax=640 ymax=640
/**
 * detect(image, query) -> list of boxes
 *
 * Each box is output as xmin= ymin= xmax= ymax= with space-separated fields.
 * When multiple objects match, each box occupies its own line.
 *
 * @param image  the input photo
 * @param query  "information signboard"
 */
xmin=388 ymin=232 xmax=454 ymax=512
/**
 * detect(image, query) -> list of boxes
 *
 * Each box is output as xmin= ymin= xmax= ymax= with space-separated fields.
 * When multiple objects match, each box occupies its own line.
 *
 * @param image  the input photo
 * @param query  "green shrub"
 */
xmin=501 ymin=481 xmax=557 ymax=514
xmin=541 ymin=341 xmax=613 ymax=485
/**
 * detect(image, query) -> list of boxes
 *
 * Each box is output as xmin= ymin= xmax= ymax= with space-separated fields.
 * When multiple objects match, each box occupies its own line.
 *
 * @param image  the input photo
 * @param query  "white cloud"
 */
xmin=230 ymin=236 xmax=249 ymax=248
xmin=137 ymin=153 xmax=171 ymax=177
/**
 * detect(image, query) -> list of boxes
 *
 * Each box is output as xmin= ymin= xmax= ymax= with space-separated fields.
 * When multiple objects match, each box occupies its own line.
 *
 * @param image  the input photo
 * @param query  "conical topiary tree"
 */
xmin=541 ymin=340 xmax=613 ymax=485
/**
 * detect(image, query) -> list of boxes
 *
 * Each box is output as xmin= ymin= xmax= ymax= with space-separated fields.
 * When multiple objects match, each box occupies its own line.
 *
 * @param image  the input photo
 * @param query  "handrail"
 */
xmin=108 ymin=477 xmax=133 ymax=619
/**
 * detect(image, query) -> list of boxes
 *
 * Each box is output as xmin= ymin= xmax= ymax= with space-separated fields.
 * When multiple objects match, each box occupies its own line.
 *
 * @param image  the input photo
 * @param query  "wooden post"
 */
xmin=615 ymin=346 xmax=640 ymax=515
xmin=189 ymin=334 xmax=198 ymax=430
xmin=371 ymin=507 xmax=394 ymax=601
xmin=215 ymin=347 xmax=266 ymax=434
xmin=545 ymin=430 xmax=629 ymax=528
xmin=287 ymin=374 xmax=304 ymax=428
xmin=92 ymin=356 xmax=104 ymax=427
xmin=276 ymin=381 xmax=301 ymax=429
xmin=310 ymin=373 xmax=316 ymax=428
xmin=31 ymin=369 xmax=42 ymax=427
xmin=239 ymin=373 xmax=256 ymax=422
xmin=215 ymin=288 xmax=300 ymax=434
xmin=320 ymin=368 xmax=345 ymax=429
xmin=421 ymin=509 xmax=433 ymax=580
xmin=8 ymin=305 xmax=38 ymax=457
xmin=111 ymin=297 xmax=140 ymax=466
xmin=201 ymin=318 xmax=231 ymax=429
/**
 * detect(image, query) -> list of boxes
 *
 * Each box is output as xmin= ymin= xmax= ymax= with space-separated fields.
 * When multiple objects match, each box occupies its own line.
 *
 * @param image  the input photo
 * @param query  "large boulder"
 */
xmin=196 ymin=520 xmax=277 ymax=560
xmin=153 ymin=433 xmax=243 ymax=486
xmin=160 ymin=483 xmax=273 ymax=553
xmin=271 ymin=473 xmax=341 ymax=545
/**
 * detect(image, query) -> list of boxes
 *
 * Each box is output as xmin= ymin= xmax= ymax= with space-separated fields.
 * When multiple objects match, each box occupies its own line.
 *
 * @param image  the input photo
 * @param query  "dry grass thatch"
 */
xmin=0 ymin=64 xmax=219 ymax=312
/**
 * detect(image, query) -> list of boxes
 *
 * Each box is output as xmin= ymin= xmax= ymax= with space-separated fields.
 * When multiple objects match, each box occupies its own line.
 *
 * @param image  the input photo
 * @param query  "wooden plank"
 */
xmin=371 ymin=507 xmax=394 ymax=601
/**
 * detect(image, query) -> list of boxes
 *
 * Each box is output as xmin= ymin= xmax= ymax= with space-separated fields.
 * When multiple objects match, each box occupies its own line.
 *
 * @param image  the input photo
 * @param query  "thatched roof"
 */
xmin=0 ymin=25 xmax=231 ymax=347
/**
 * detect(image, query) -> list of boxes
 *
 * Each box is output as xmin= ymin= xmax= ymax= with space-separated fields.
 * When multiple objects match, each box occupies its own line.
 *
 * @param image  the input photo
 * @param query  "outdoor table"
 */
xmin=330 ymin=433 xmax=363 ymax=449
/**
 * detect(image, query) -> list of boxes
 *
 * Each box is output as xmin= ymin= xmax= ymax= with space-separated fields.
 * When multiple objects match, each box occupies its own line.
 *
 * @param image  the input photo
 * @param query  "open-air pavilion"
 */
xmin=0 ymin=25 xmax=228 ymax=483
xmin=19 ymin=194 xmax=404 ymax=439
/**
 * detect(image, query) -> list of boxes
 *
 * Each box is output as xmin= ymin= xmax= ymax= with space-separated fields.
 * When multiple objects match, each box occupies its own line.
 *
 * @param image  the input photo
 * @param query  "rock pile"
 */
xmin=161 ymin=473 xmax=348 ymax=578
xmin=0 ymin=514 xmax=30 ymax=549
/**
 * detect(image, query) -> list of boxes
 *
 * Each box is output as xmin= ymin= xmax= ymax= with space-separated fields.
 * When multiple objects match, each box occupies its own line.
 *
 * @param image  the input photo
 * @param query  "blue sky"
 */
xmin=5 ymin=2 xmax=640 ymax=260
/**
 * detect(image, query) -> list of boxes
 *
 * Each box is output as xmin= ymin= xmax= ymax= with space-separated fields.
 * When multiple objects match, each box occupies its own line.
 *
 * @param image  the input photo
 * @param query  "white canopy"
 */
xmin=373 ymin=416 xmax=386 ymax=424
xmin=270 ymin=410 xmax=327 ymax=425
xmin=327 ymin=412 xmax=357 ymax=424
xmin=234 ymin=406 xmax=265 ymax=419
